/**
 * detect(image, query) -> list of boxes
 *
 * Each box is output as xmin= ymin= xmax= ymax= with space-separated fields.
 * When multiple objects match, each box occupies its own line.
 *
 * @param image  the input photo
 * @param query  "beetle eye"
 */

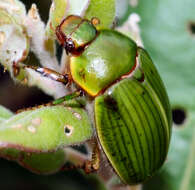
xmin=65 ymin=39 xmax=75 ymax=54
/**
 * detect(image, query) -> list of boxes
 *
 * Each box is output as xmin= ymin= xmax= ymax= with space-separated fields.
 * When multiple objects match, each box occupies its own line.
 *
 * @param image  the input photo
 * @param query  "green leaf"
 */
xmin=45 ymin=0 xmax=68 ymax=38
xmin=84 ymin=0 xmax=116 ymax=29
xmin=66 ymin=0 xmax=89 ymax=16
xmin=17 ymin=149 xmax=66 ymax=174
xmin=0 ymin=105 xmax=93 ymax=151
xmin=161 ymin=120 xmax=195 ymax=190
xmin=0 ymin=105 xmax=13 ymax=122
xmin=0 ymin=105 xmax=93 ymax=174
xmin=133 ymin=0 xmax=195 ymax=189
xmin=0 ymin=147 xmax=67 ymax=174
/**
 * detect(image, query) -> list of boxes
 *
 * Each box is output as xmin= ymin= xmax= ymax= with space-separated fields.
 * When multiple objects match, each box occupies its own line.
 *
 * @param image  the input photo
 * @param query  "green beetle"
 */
xmin=22 ymin=15 xmax=172 ymax=185
xmin=53 ymin=15 xmax=172 ymax=184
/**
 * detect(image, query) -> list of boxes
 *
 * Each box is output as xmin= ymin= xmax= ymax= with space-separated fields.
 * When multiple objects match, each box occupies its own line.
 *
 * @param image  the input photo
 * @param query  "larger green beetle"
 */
xmin=29 ymin=15 xmax=172 ymax=185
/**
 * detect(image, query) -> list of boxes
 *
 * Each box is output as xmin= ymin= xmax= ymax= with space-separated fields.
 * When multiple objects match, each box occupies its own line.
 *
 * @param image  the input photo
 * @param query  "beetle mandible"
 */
xmin=20 ymin=15 xmax=172 ymax=185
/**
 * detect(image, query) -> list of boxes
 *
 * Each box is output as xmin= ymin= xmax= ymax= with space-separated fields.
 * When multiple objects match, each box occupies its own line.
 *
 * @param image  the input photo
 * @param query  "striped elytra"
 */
xmin=94 ymin=49 xmax=172 ymax=185
xmin=137 ymin=47 xmax=172 ymax=128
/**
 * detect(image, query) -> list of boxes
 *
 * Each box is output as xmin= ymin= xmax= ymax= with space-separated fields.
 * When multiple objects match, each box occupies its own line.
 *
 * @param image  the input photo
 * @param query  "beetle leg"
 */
xmin=13 ymin=62 xmax=69 ymax=85
xmin=59 ymin=142 xmax=100 ymax=173
xmin=16 ymin=90 xmax=84 ymax=113
xmin=61 ymin=140 xmax=100 ymax=173
xmin=27 ymin=66 xmax=69 ymax=85
xmin=52 ymin=90 xmax=84 ymax=105
xmin=84 ymin=140 xmax=100 ymax=173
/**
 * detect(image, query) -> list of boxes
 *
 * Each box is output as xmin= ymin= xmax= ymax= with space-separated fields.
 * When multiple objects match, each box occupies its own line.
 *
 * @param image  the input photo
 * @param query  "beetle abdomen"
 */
xmin=94 ymin=77 xmax=171 ymax=184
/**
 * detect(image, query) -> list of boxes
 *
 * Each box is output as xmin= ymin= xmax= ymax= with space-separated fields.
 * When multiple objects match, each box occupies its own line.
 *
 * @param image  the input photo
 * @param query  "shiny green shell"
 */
xmin=94 ymin=48 xmax=172 ymax=184
xmin=70 ymin=30 xmax=137 ymax=96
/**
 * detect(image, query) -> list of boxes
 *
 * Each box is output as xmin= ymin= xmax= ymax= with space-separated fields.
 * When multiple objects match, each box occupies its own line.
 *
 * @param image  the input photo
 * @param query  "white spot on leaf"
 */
xmin=12 ymin=124 xmax=22 ymax=129
xmin=27 ymin=125 xmax=36 ymax=133
xmin=31 ymin=118 xmax=41 ymax=126
xmin=73 ymin=112 xmax=82 ymax=120
xmin=67 ymin=107 xmax=73 ymax=111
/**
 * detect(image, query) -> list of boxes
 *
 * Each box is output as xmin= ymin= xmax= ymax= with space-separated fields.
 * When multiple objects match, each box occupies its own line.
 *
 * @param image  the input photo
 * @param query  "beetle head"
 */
xmin=56 ymin=15 xmax=97 ymax=55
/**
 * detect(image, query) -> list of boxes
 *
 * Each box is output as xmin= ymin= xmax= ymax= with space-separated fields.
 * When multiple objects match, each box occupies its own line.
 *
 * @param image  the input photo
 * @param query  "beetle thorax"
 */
xmin=70 ymin=30 xmax=137 ymax=97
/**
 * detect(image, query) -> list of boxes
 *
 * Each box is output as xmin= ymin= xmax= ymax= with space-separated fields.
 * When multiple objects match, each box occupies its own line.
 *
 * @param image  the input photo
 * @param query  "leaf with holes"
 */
xmin=0 ymin=105 xmax=93 ymax=174
xmin=0 ymin=104 xmax=90 ymax=175
xmin=0 ymin=105 xmax=92 ymax=151
xmin=132 ymin=0 xmax=195 ymax=189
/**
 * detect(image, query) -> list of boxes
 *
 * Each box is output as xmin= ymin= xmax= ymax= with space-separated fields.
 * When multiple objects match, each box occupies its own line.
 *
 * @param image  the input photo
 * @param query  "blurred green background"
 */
xmin=0 ymin=0 xmax=194 ymax=190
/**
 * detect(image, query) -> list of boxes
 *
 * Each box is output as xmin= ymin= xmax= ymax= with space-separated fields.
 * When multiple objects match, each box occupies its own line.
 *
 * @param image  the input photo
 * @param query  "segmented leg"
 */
xmin=13 ymin=63 xmax=85 ymax=112
xmin=52 ymin=90 xmax=84 ymax=105
xmin=61 ymin=140 xmax=100 ymax=173
xmin=13 ymin=62 xmax=69 ymax=85
xmin=16 ymin=89 xmax=84 ymax=113
xmin=26 ymin=66 xmax=69 ymax=85
xmin=84 ymin=140 xmax=100 ymax=173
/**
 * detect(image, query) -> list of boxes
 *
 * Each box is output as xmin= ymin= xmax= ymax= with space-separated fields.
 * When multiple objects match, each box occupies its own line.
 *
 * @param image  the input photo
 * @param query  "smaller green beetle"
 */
xmin=17 ymin=15 xmax=172 ymax=185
